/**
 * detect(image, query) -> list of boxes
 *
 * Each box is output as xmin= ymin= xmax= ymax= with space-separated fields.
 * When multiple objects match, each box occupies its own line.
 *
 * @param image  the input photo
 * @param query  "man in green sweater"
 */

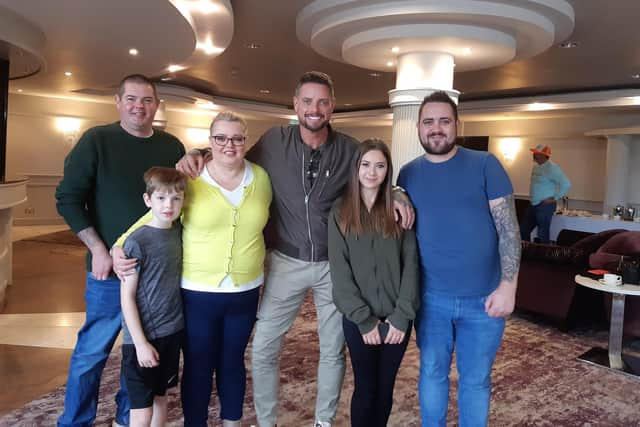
xmin=55 ymin=74 xmax=185 ymax=427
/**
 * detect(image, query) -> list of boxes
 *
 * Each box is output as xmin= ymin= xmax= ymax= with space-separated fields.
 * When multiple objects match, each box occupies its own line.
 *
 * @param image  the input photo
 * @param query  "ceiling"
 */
xmin=2 ymin=0 xmax=640 ymax=113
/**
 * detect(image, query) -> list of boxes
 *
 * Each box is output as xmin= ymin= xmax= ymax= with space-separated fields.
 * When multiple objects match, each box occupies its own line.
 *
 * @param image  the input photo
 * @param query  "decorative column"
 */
xmin=604 ymin=135 xmax=631 ymax=214
xmin=388 ymin=52 xmax=459 ymax=181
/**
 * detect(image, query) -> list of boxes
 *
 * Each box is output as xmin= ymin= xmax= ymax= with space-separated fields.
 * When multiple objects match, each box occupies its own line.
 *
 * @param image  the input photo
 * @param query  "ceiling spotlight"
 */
xmin=167 ymin=65 xmax=185 ymax=73
xmin=259 ymin=89 xmax=271 ymax=94
xmin=343 ymin=103 xmax=353 ymax=106
xmin=559 ymin=41 xmax=579 ymax=49
xmin=369 ymin=72 xmax=381 ymax=77
xmin=386 ymin=61 xmax=394 ymax=67
xmin=17 ymin=89 xmax=23 ymax=93
xmin=632 ymin=74 xmax=640 ymax=79
xmin=391 ymin=46 xmax=399 ymax=53
xmin=64 ymin=71 xmax=72 ymax=76
xmin=246 ymin=43 xmax=262 ymax=49
xmin=129 ymin=48 xmax=139 ymax=56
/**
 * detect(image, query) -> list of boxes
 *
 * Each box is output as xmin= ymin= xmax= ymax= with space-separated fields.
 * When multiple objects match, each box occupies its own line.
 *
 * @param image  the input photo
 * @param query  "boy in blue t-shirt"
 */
xmin=119 ymin=167 xmax=186 ymax=426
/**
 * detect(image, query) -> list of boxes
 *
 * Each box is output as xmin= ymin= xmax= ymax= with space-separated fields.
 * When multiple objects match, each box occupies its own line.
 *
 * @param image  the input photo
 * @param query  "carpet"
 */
xmin=2 ymin=297 xmax=640 ymax=427
xmin=21 ymin=230 xmax=83 ymax=246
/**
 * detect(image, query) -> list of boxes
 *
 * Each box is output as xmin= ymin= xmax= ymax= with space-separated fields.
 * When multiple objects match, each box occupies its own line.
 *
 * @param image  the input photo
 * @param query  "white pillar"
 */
xmin=388 ymin=52 xmax=459 ymax=182
xmin=604 ymin=135 xmax=631 ymax=214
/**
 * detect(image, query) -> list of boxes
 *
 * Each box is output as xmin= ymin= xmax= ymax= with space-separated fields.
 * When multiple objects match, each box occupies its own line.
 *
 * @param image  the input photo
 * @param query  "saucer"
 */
xmin=598 ymin=278 xmax=622 ymax=285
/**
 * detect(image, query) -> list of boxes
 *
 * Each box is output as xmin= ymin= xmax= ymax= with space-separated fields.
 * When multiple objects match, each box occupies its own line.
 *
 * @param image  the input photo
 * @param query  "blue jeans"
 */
xmin=520 ymin=200 xmax=556 ymax=243
xmin=181 ymin=287 xmax=260 ymax=426
xmin=58 ymin=273 xmax=129 ymax=427
xmin=416 ymin=292 xmax=505 ymax=427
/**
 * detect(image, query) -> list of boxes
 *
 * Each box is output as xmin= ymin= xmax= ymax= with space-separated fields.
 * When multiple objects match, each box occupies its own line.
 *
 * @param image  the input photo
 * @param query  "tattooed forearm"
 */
xmin=489 ymin=194 xmax=521 ymax=283
xmin=77 ymin=227 xmax=107 ymax=252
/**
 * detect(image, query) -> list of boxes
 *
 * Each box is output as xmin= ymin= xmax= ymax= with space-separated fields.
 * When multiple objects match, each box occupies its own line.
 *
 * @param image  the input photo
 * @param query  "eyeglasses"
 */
xmin=210 ymin=134 xmax=246 ymax=146
xmin=306 ymin=149 xmax=321 ymax=188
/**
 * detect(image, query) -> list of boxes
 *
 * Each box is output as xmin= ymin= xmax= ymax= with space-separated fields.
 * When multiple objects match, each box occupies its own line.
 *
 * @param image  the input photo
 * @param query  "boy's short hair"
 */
xmin=143 ymin=167 xmax=187 ymax=196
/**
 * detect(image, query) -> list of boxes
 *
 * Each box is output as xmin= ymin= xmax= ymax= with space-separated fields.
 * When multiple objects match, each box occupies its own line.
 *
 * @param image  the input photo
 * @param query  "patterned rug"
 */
xmin=2 ymin=297 xmax=640 ymax=427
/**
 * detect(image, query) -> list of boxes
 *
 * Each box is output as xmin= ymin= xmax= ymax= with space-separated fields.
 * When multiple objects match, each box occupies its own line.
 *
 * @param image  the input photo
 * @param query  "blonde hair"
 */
xmin=209 ymin=111 xmax=248 ymax=135
xmin=144 ymin=167 xmax=187 ymax=196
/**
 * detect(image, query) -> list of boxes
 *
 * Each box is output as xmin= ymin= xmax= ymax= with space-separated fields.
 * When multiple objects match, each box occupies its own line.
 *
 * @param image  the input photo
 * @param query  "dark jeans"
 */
xmin=520 ymin=200 xmax=556 ymax=243
xmin=343 ymin=317 xmax=411 ymax=427
xmin=181 ymin=287 xmax=260 ymax=426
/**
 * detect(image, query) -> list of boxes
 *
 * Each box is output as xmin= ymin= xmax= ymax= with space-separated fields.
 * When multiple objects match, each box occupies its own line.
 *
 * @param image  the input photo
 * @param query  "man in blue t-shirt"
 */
xmin=398 ymin=91 xmax=521 ymax=427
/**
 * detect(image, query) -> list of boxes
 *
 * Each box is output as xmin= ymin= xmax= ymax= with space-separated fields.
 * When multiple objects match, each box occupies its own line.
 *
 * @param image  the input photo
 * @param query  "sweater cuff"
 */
xmin=387 ymin=314 xmax=409 ymax=333
xmin=357 ymin=316 xmax=379 ymax=335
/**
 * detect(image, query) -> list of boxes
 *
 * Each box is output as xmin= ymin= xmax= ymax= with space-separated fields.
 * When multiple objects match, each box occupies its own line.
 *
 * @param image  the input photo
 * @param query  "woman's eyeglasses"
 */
xmin=210 ymin=134 xmax=246 ymax=146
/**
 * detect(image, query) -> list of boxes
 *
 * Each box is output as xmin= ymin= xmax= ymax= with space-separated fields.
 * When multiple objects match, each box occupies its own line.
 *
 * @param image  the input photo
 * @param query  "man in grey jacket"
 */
xmin=177 ymin=71 xmax=413 ymax=427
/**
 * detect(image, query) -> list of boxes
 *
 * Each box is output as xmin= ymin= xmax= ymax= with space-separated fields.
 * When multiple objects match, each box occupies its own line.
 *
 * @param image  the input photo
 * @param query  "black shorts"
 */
xmin=121 ymin=330 xmax=183 ymax=409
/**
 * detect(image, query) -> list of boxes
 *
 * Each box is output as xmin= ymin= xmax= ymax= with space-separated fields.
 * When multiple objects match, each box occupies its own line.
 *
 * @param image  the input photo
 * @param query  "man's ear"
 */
xmin=143 ymin=193 xmax=151 ymax=208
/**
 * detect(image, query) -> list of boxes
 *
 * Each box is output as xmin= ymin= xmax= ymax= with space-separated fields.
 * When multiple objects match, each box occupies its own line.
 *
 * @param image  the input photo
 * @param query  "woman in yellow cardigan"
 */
xmin=115 ymin=111 xmax=271 ymax=427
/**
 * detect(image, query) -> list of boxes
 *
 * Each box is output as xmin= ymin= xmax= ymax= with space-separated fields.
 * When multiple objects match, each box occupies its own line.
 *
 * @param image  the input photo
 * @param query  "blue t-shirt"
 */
xmin=398 ymin=147 xmax=513 ymax=297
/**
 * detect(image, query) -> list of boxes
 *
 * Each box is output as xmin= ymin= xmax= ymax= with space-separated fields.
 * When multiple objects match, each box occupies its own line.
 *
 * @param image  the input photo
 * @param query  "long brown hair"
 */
xmin=338 ymin=139 xmax=400 ymax=239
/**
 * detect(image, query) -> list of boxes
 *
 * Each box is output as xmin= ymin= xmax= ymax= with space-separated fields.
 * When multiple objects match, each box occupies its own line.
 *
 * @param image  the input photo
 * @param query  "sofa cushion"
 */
xmin=589 ymin=231 xmax=640 ymax=270
xmin=570 ymin=229 xmax=626 ymax=254
xmin=521 ymin=241 xmax=586 ymax=265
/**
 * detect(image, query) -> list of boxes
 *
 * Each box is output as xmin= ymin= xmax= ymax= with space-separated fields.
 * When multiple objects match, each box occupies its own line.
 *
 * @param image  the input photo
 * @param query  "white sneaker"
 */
xmin=315 ymin=421 xmax=331 ymax=427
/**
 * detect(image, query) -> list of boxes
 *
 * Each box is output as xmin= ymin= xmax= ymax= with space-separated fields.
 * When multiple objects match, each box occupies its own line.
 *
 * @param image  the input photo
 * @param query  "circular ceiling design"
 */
xmin=296 ymin=0 xmax=575 ymax=72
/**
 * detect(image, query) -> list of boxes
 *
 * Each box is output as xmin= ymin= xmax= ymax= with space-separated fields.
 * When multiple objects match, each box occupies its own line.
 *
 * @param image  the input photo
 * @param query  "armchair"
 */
xmin=516 ymin=229 xmax=625 ymax=328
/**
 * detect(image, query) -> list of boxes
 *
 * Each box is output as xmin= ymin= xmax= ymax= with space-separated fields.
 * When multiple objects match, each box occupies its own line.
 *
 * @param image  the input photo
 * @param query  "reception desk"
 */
xmin=0 ymin=179 xmax=28 ymax=308
xmin=543 ymin=214 xmax=640 ymax=241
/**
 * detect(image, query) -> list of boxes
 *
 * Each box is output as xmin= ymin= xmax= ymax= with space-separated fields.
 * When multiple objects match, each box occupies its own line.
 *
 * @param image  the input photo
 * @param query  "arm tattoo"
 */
xmin=77 ymin=227 xmax=105 ymax=251
xmin=489 ymin=194 xmax=521 ymax=283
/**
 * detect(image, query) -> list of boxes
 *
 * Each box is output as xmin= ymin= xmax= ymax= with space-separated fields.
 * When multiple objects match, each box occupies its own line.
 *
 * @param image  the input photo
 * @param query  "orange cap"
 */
xmin=530 ymin=144 xmax=551 ymax=157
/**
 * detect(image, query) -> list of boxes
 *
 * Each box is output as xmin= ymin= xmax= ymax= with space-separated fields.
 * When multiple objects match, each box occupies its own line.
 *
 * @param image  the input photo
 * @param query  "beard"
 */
xmin=299 ymin=114 xmax=330 ymax=133
xmin=419 ymin=132 xmax=456 ymax=155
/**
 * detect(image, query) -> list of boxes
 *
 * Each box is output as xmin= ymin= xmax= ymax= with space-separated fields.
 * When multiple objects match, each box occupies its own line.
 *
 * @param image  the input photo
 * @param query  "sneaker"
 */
xmin=315 ymin=422 xmax=331 ymax=427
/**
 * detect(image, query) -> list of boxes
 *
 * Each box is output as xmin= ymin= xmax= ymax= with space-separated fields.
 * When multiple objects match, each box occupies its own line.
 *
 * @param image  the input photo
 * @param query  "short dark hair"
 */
xmin=144 ymin=167 xmax=187 ymax=196
xmin=117 ymin=74 xmax=158 ymax=101
xmin=295 ymin=71 xmax=335 ymax=99
xmin=418 ymin=91 xmax=458 ymax=122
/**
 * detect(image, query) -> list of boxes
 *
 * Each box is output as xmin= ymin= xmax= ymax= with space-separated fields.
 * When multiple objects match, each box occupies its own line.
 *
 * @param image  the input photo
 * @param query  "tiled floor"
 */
xmin=1 ymin=226 xmax=87 ymax=414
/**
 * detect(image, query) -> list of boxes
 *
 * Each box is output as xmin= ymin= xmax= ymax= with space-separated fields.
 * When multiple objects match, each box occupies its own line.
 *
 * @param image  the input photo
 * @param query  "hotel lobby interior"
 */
xmin=2 ymin=1 xmax=640 ymax=425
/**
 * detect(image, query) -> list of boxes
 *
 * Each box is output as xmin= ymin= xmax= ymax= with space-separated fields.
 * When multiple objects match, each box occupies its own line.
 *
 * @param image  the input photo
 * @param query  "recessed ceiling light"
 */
xmin=632 ymin=74 xmax=640 ymax=79
xmin=391 ymin=46 xmax=399 ymax=53
xmin=246 ymin=43 xmax=262 ymax=49
xmin=343 ymin=103 xmax=352 ymax=106
xmin=129 ymin=48 xmax=139 ymax=56
xmin=167 ymin=65 xmax=185 ymax=73
xmin=259 ymin=89 xmax=271 ymax=94
xmin=386 ymin=61 xmax=394 ymax=67
xmin=462 ymin=47 xmax=472 ymax=55
xmin=17 ymin=89 xmax=23 ymax=93
xmin=369 ymin=72 xmax=381 ymax=77
xmin=559 ymin=41 xmax=578 ymax=49
xmin=64 ymin=71 xmax=72 ymax=76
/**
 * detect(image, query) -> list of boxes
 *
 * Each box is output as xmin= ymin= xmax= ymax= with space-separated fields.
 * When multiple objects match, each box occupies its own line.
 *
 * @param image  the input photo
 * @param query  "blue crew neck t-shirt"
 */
xmin=398 ymin=147 xmax=513 ymax=297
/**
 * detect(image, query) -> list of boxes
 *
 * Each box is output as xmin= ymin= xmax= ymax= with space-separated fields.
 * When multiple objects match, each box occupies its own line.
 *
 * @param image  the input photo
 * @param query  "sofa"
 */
xmin=515 ymin=228 xmax=625 ymax=329
xmin=589 ymin=231 xmax=640 ymax=338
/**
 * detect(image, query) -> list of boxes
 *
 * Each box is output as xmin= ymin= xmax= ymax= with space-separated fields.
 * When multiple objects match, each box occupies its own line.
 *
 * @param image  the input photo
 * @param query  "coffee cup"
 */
xmin=603 ymin=273 xmax=623 ymax=285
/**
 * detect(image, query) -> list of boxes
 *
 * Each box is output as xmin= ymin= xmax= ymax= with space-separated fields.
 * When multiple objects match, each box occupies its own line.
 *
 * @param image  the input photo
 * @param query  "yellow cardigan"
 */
xmin=117 ymin=161 xmax=272 ymax=287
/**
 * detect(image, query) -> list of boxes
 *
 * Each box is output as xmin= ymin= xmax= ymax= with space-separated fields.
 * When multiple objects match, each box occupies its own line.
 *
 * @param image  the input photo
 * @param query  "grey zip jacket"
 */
xmin=247 ymin=125 xmax=358 ymax=262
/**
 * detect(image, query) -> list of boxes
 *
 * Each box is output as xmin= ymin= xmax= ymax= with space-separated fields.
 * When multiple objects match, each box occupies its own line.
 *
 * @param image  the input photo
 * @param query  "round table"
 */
xmin=574 ymin=274 xmax=640 ymax=377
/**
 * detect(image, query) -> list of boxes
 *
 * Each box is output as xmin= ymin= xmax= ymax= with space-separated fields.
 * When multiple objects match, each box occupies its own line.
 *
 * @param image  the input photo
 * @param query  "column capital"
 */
xmin=388 ymin=87 xmax=460 ymax=108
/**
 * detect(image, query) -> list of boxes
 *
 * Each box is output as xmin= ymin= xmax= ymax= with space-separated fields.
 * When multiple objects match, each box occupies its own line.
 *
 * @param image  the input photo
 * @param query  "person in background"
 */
xmin=176 ymin=71 xmax=414 ymax=427
xmin=120 ymin=167 xmax=186 ymax=427
xmin=115 ymin=111 xmax=272 ymax=427
xmin=520 ymin=144 xmax=571 ymax=243
xmin=55 ymin=74 xmax=185 ymax=427
xmin=328 ymin=139 xmax=419 ymax=427
xmin=397 ymin=91 xmax=521 ymax=427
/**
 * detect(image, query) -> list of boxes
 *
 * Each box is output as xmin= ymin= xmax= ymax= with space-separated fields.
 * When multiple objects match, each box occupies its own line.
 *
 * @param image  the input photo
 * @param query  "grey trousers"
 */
xmin=251 ymin=250 xmax=346 ymax=427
